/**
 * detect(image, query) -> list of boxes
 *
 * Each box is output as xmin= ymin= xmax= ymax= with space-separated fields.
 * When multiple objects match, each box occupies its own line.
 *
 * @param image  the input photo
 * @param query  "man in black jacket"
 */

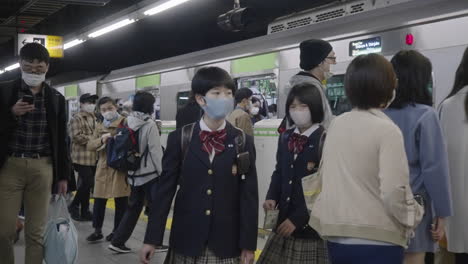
xmin=0 ymin=43 xmax=70 ymax=264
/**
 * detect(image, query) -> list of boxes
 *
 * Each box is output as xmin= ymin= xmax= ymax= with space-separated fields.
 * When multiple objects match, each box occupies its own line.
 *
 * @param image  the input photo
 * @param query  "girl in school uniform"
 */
xmin=258 ymin=83 xmax=329 ymax=264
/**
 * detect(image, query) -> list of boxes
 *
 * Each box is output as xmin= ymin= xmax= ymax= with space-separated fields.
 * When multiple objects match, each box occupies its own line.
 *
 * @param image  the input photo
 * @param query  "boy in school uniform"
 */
xmin=140 ymin=67 xmax=259 ymax=264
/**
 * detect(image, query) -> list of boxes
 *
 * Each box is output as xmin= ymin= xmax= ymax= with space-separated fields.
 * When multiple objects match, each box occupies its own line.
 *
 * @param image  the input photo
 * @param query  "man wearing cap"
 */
xmin=0 ymin=43 xmax=70 ymax=264
xmin=68 ymin=93 xmax=99 ymax=221
xmin=279 ymin=39 xmax=336 ymax=132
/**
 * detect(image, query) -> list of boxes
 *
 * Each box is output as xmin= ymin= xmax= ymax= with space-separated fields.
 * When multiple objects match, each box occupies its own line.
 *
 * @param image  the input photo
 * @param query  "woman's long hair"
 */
xmin=445 ymin=47 xmax=468 ymax=117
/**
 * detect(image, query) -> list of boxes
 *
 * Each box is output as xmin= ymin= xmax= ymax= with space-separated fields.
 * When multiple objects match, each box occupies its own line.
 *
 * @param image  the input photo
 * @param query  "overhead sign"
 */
xmin=18 ymin=34 xmax=64 ymax=58
xmin=349 ymin=37 xmax=382 ymax=57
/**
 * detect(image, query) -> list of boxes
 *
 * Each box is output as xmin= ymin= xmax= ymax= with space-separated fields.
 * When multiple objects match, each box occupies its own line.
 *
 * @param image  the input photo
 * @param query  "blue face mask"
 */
xmin=202 ymin=96 xmax=234 ymax=120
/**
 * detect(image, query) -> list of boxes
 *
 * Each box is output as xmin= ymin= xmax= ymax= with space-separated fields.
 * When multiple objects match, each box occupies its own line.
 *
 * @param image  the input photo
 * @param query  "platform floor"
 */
xmin=13 ymin=200 xmax=268 ymax=264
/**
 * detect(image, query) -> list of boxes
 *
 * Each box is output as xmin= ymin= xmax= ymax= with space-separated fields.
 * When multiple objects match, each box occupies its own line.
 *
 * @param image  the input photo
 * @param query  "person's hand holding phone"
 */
xmin=11 ymin=96 xmax=35 ymax=116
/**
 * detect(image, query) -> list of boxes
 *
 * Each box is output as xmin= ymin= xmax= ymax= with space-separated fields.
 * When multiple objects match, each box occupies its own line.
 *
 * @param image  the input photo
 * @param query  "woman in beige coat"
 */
xmin=86 ymin=97 xmax=130 ymax=242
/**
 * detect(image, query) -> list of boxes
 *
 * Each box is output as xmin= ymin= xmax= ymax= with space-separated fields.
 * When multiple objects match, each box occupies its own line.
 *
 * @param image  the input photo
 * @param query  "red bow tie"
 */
xmin=288 ymin=133 xmax=309 ymax=154
xmin=200 ymin=129 xmax=227 ymax=155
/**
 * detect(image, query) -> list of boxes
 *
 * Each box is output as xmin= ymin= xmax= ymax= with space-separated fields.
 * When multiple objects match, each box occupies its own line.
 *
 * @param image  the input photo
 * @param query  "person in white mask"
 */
xmin=85 ymin=97 xmax=130 ymax=243
xmin=68 ymin=93 xmax=99 ymax=222
xmin=279 ymin=39 xmax=336 ymax=133
xmin=258 ymin=83 xmax=328 ymax=264
xmin=0 ymin=43 xmax=71 ymax=264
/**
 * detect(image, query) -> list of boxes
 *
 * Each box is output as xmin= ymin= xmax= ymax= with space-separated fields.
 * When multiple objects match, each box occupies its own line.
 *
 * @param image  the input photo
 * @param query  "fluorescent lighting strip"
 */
xmin=88 ymin=18 xmax=136 ymax=38
xmin=64 ymin=39 xmax=84 ymax=50
xmin=5 ymin=63 xmax=20 ymax=71
xmin=144 ymin=0 xmax=192 ymax=16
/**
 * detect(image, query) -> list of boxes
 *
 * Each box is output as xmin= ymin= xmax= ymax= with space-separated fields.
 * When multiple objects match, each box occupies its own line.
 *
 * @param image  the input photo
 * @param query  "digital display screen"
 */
xmin=349 ymin=37 xmax=382 ymax=57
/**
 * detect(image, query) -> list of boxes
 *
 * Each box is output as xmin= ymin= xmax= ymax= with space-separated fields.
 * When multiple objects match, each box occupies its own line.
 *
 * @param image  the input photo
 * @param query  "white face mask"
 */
xmin=290 ymin=110 xmax=312 ymax=128
xmin=82 ymin=104 xmax=95 ymax=113
xmin=250 ymin=107 xmax=260 ymax=115
xmin=102 ymin=111 xmax=118 ymax=121
xmin=22 ymin=71 xmax=46 ymax=87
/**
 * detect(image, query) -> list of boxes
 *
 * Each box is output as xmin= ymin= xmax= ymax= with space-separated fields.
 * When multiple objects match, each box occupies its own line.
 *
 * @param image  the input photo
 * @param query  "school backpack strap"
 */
xmin=181 ymin=122 xmax=196 ymax=164
xmin=233 ymin=127 xmax=246 ymax=154
xmin=178 ymin=122 xmax=196 ymax=186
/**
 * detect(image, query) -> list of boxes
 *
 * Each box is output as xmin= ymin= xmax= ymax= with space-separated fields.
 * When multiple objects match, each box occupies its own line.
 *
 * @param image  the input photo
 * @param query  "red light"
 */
xmin=20 ymin=28 xmax=25 ymax=33
xmin=406 ymin=34 xmax=414 ymax=45
xmin=20 ymin=20 xmax=25 ymax=24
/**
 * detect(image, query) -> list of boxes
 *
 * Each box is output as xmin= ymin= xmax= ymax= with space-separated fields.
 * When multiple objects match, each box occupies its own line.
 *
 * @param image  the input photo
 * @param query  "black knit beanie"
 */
xmin=299 ymin=39 xmax=333 ymax=71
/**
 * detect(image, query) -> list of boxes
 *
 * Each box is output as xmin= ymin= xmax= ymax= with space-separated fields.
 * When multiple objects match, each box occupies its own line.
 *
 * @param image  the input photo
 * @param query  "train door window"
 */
xmin=176 ymin=90 xmax=191 ymax=110
xmin=325 ymin=74 xmax=352 ymax=115
xmin=236 ymin=74 xmax=277 ymax=118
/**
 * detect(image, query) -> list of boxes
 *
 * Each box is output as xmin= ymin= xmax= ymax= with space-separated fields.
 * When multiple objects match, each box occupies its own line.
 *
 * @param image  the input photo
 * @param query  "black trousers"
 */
xmin=455 ymin=253 xmax=468 ymax=264
xmin=111 ymin=178 xmax=157 ymax=245
xmin=92 ymin=197 xmax=128 ymax=232
xmin=70 ymin=164 xmax=96 ymax=214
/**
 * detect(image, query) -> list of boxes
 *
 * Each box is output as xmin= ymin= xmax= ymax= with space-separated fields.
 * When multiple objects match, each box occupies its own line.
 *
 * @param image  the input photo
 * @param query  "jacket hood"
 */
xmin=289 ymin=74 xmax=323 ymax=87
xmin=127 ymin=112 xmax=152 ymax=130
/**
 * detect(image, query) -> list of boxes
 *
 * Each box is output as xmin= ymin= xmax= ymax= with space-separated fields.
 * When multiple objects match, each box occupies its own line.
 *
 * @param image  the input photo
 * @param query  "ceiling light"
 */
xmin=144 ymin=0 xmax=192 ymax=16
xmin=88 ymin=19 xmax=136 ymax=38
xmin=5 ymin=63 xmax=20 ymax=71
xmin=64 ymin=39 xmax=85 ymax=50
xmin=0 ymin=70 xmax=5 ymax=75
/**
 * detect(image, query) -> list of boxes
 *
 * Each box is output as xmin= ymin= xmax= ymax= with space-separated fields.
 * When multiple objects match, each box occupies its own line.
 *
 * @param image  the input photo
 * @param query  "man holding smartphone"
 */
xmin=0 ymin=43 xmax=71 ymax=264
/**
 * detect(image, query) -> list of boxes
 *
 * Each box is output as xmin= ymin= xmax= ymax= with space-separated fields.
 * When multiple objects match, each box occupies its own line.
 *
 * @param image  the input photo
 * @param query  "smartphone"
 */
xmin=22 ymin=95 xmax=34 ymax=105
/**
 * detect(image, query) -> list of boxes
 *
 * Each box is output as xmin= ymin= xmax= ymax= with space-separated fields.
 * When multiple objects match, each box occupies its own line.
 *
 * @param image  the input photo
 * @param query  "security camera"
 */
xmin=217 ymin=7 xmax=254 ymax=32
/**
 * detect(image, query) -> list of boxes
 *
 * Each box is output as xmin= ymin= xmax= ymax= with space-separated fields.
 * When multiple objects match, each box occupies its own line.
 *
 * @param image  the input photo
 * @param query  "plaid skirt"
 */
xmin=164 ymin=247 xmax=240 ymax=264
xmin=257 ymin=233 xmax=329 ymax=264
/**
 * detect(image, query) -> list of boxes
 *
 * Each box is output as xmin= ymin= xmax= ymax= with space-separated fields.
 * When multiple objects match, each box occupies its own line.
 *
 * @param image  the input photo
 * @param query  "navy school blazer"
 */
xmin=144 ymin=121 xmax=258 ymax=258
xmin=266 ymin=126 xmax=325 ymax=239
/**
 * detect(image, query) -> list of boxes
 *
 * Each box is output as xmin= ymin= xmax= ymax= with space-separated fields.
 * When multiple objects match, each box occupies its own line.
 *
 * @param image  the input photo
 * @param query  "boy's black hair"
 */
xmin=345 ymin=53 xmax=396 ymax=110
xmin=19 ymin=43 xmax=50 ymax=64
xmin=286 ymin=83 xmax=324 ymax=124
xmin=192 ymin=67 xmax=236 ymax=96
xmin=235 ymin=88 xmax=253 ymax=104
xmin=133 ymin=91 xmax=156 ymax=114
xmin=389 ymin=50 xmax=433 ymax=108
xmin=97 ymin=97 xmax=117 ymax=109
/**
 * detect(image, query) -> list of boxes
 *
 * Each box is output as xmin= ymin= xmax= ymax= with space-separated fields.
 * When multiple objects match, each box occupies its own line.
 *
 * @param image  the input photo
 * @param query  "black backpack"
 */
xmin=107 ymin=119 xmax=149 ymax=174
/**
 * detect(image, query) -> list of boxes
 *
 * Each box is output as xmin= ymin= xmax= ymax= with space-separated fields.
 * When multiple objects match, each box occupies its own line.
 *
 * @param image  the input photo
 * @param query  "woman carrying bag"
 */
xmin=86 ymin=97 xmax=130 ymax=242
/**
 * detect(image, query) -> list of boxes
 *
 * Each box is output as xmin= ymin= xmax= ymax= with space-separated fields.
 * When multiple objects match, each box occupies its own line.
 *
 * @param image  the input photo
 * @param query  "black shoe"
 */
xmin=154 ymin=245 xmax=169 ymax=253
xmin=86 ymin=232 xmax=103 ymax=242
xmin=80 ymin=211 xmax=93 ymax=222
xmin=108 ymin=243 xmax=131 ymax=253
xmin=68 ymin=206 xmax=80 ymax=221
xmin=105 ymin=232 xmax=114 ymax=242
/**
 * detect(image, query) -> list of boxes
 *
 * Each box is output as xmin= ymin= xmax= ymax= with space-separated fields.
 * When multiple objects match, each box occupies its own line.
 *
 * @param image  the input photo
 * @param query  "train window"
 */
xmin=326 ymin=74 xmax=352 ymax=115
xmin=325 ymin=75 xmax=433 ymax=115
xmin=176 ymin=90 xmax=191 ymax=109
xmin=235 ymin=74 xmax=278 ymax=118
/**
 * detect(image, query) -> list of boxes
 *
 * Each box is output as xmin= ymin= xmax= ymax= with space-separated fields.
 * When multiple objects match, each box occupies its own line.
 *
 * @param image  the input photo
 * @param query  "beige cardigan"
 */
xmin=310 ymin=108 xmax=424 ymax=247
